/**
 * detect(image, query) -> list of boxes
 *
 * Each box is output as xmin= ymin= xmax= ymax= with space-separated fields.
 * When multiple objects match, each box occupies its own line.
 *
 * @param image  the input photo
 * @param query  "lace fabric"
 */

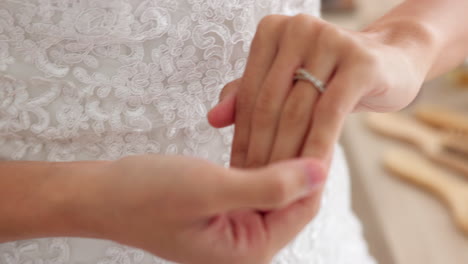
xmin=0 ymin=0 xmax=375 ymax=263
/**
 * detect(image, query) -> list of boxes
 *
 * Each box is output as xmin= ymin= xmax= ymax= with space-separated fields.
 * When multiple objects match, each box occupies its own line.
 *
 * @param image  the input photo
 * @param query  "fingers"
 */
xmin=301 ymin=64 xmax=365 ymax=162
xmin=244 ymin=16 xmax=324 ymax=168
xmin=265 ymin=184 xmax=324 ymax=251
xmin=244 ymin=50 xmax=300 ymax=167
xmin=230 ymin=15 xmax=288 ymax=168
xmin=266 ymin=80 xmax=318 ymax=163
xmin=214 ymin=158 xmax=325 ymax=213
xmin=269 ymin=25 xmax=343 ymax=163
xmin=207 ymin=79 xmax=241 ymax=128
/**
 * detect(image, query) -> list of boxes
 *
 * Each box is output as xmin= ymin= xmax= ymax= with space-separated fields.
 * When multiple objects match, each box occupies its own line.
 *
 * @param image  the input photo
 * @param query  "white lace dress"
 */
xmin=0 ymin=0 xmax=376 ymax=263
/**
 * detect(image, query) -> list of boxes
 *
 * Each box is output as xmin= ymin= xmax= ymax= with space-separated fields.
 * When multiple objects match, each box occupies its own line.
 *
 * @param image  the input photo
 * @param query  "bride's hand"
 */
xmin=79 ymin=155 xmax=324 ymax=264
xmin=208 ymin=14 xmax=426 ymax=168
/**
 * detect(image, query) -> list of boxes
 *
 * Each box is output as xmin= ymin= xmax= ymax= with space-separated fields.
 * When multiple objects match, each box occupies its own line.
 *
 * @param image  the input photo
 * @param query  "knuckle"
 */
xmin=320 ymin=98 xmax=347 ymax=121
xmin=252 ymin=15 xmax=285 ymax=54
xmin=291 ymin=13 xmax=312 ymax=24
xmin=291 ymin=13 xmax=322 ymax=27
xmin=317 ymin=23 xmax=345 ymax=48
xmin=287 ymin=14 xmax=323 ymax=42
xmin=256 ymin=15 xmax=287 ymax=39
xmin=253 ymin=93 xmax=276 ymax=121
xmin=258 ymin=15 xmax=279 ymax=29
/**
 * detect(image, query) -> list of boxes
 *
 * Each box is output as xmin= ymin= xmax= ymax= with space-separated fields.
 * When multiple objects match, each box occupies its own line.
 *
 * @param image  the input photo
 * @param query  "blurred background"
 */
xmin=321 ymin=1 xmax=468 ymax=264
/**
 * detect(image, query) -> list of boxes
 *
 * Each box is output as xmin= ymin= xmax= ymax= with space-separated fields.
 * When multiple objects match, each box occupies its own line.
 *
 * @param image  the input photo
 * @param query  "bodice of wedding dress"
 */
xmin=0 ymin=1 xmax=375 ymax=263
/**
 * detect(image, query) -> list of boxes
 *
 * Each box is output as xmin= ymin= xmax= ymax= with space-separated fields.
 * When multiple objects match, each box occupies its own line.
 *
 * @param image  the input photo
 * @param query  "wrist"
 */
xmin=38 ymin=160 xmax=112 ymax=239
xmin=362 ymin=18 xmax=441 ymax=80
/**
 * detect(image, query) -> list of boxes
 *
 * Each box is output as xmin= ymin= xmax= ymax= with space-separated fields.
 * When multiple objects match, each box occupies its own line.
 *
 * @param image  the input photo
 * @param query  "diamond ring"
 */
xmin=293 ymin=68 xmax=326 ymax=93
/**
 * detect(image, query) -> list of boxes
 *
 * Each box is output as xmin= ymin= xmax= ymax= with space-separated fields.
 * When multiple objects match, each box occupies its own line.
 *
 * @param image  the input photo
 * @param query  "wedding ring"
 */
xmin=293 ymin=68 xmax=326 ymax=93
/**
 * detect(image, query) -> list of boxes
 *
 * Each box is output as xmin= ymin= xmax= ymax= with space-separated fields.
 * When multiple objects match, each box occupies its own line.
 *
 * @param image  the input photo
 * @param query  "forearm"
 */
xmin=363 ymin=0 xmax=468 ymax=80
xmin=0 ymin=160 xmax=109 ymax=242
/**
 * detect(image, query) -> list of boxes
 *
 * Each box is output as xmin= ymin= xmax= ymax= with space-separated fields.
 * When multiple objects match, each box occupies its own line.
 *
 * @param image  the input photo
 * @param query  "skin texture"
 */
xmin=209 ymin=15 xmax=425 ymax=169
xmin=2 ymin=0 xmax=468 ymax=263
xmin=208 ymin=0 xmax=468 ymax=169
xmin=0 ymin=157 xmax=325 ymax=264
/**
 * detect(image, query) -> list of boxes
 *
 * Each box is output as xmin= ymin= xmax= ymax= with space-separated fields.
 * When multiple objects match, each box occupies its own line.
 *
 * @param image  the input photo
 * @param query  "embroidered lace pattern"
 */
xmin=0 ymin=1 xmax=375 ymax=263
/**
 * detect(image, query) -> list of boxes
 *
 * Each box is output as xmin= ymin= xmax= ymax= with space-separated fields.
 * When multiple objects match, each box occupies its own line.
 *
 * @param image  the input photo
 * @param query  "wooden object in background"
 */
xmin=366 ymin=113 xmax=468 ymax=177
xmin=415 ymin=105 xmax=468 ymax=134
xmin=384 ymin=148 xmax=468 ymax=235
xmin=447 ymin=60 xmax=468 ymax=88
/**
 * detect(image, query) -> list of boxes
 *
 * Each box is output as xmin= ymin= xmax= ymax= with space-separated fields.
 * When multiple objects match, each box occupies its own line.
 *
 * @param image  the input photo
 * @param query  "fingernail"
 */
xmin=305 ymin=161 xmax=325 ymax=190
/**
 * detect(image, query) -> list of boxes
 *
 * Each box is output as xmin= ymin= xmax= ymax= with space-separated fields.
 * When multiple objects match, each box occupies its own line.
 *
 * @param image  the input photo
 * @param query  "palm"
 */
xmin=188 ymin=211 xmax=270 ymax=264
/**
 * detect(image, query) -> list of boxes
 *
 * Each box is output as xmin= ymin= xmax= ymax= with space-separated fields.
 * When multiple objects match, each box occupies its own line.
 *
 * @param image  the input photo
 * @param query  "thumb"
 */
xmin=207 ymin=79 xmax=241 ymax=128
xmin=217 ymin=158 xmax=326 ymax=212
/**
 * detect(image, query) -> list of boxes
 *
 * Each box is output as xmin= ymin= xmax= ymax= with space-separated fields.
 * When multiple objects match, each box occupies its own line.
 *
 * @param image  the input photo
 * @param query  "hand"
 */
xmin=78 ymin=155 xmax=325 ymax=264
xmin=208 ymin=15 xmax=426 ymax=168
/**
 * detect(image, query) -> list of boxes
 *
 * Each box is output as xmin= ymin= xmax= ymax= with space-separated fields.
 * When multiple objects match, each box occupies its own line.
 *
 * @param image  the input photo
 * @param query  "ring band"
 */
xmin=293 ymin=68 xmax=326 ymax=93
